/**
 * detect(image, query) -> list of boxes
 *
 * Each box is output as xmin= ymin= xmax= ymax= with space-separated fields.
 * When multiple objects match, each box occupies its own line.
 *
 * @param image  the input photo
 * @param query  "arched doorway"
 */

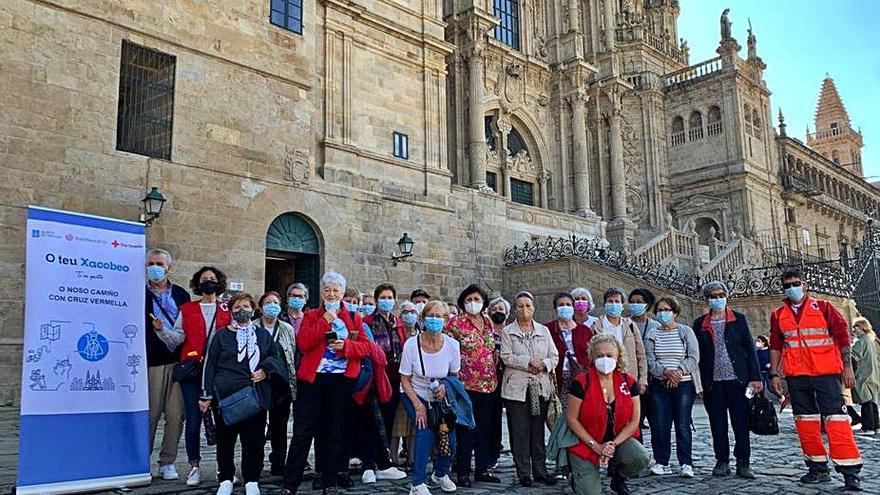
xmin=265 ymin=213 xmax=321 ymax=308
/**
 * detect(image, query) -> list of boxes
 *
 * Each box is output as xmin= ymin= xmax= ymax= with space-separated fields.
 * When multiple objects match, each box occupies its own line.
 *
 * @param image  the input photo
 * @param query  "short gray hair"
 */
xmin=286 ymin=282 xmax=309 ymax=300
xmin=571 ymin=287 xmax=594 ymax=306
xmin=321 ymin=270 xmax=346 ymax=293
xmin=146 ymin=248 xmax=172 ymax=266
xmin=702 ymin=281 xmax=729 ymax=299
xmin=399 ymin=300 xmax=416 ymax=312
xmin=488 ymin=296 xmax=511 ymax=315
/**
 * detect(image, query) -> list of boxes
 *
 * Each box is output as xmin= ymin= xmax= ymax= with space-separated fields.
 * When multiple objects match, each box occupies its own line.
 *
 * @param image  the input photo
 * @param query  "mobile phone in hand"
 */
xmin=325 ymin=331 xmax=338 ymax=343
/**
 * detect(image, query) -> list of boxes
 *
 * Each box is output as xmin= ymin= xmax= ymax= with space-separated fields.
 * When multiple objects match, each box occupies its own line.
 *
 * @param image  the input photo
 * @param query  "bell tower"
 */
xmin=806 ymin=75 xmax=864 ymax=176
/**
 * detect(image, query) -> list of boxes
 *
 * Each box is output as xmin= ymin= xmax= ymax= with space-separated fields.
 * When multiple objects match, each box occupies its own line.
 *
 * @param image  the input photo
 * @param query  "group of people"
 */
xmin=144 ymin=248 xmax=876 ymax=495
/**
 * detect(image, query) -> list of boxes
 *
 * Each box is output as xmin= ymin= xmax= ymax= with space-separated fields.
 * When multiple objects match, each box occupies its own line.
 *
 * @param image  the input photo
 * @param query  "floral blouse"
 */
xmin=445 ymin=314 xmax=498 ymax=393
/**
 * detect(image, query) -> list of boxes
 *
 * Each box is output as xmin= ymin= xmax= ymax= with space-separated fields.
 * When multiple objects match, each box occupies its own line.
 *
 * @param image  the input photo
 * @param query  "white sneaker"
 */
xmin=376 ymin=467 xmax=407 ymax=480
xmin=244 ymin=481 xmax=260 ymax=495
xmin=349 ymin=457 xmax=363 ymax=469
xmin=680 ymin=464 xmax=695 ymax=478
xmin=158 ymin=464 xmax=179 ymax=480
xmin=186 ymin=467 xmax=201 ymax=486
xmin=410 ymin=484 xmax=432 ymax=495
xmin=431 ymin=473 xmax=457 ymax=492
xmin=216 ymin=480 xmax=233 ymax=495
xmin=650 ymin=463 xmax=672 ymax=476
xmin=362 ymin=469 xmax=377 ymax=484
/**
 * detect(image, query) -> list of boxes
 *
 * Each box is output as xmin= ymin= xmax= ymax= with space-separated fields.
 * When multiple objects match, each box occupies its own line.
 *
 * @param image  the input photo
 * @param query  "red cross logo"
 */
xmin=111 ymin=240 xmax=120 ymax=248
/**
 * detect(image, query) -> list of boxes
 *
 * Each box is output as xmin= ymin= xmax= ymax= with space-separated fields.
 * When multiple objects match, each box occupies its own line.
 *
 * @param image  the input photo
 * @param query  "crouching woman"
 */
xmin=566 ymin=334 xmax=650 ymax=495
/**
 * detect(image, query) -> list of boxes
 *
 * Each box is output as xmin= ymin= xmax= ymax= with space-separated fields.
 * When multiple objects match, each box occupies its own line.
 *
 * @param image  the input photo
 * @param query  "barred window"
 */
xmin=508 ymin=127 xmax=528 ymax=156
xmin=270 ymin=0 xmax=303 ymax=34
xmin=393 ymin=132 xmax=409 ymax=159
xmin=116 ymin=41 xmax=176 ymax=160
xmin=493 ymin=0 xmax=520 ymax=50
xmin=486 ymin=171 xmax=498 ymax=193
xmin=510 ymin=178 xmax=534 ymax=206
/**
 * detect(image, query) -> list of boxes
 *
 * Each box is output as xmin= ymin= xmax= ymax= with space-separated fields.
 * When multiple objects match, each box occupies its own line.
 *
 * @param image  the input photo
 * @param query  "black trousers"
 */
xmin=506 ymin=396 xmax=549 ymax=479
xmin=267 ymin=395 xmax=292 ymax=470
xmin=456 ymin=390 xmax=496 ymax=475
xmin=357 ymin=397 xmax=392 ymax=471
xmin=491 ymin=386 xmax=504 ymax=462
xmin=215 ymin=409 xmax=267 ymax=483
xmin=283 ymin=374 xmax=352 ymax=490
xmin=861 ymin=401 xmax=880 ymax=431
xmin=702 ymin=380 xmax=751 ymax=465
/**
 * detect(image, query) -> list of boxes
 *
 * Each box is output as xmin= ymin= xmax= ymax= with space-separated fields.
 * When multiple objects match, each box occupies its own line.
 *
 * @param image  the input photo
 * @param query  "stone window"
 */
xmin=670 ymin=116 xmax=685 ymax=146
xmin=510 ymin=178 xmax=534 ymax=206
xmin=831 ymin=121 xmax=839 ymax=135
xmin=751 ymin=109 xmax=762 ymax=140
xmin=486 ymin=171 xmax=498 ymax=193
xmin=116 ymin=41 xmax=176 ymax=160
xmin=707 ymin=106 xmax=722 ymax=136
xmin=485 ymin=116 xmax=497 ymax=150
xmin=507 ymin=127 xmax=527 ymax=155
xmin=688 ymin=111 xmax=703 ymax=141
xmin=270 ymin=0 xmax=303 ymax=34
xmin=493 ymin=0 xmax=520 ymax=50
xmin=786 ymin=207 xmax=797 ymax=224
xmin=393 ymin=131 xmax=409 ymax=159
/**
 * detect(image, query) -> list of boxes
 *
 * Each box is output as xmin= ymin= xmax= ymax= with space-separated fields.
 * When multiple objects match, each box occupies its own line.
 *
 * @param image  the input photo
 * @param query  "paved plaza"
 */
xmin=2 ymin=403 xmax=878 ymax=495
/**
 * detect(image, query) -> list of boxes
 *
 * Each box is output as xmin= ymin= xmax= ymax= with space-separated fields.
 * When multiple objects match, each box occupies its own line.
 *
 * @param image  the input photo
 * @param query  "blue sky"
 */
xmin=678 ymin=1 xmax=880 ymax=180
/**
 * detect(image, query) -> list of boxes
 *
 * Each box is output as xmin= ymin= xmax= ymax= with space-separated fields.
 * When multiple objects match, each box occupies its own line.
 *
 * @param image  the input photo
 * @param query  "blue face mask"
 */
xmin=359 ymin=304 xmax=375 ymax=316
xmin=424 ymin=316 xmax=445 ymax=334
xmin=785 ymin=286 xmax=805 ymax=303
xmin=402 ymin=312 xmax=419 ymax=327
xmin=146 ymin=265 xmax=166 ymax=283
xmin=628 ymin=303 xmax=647 ymax=317
xmin=605 ymin=302 xmax=624 ymax=317
xmin=657 ymin=311 xmax=675 ymax=325
xmin=344 ymin=301 xmax=359 ymax=314
xmin=324 ymin=300 xmax=341 ymax=312
xmin=262 ymin=302 xmax=282 ymax=318
xmin=378 ymin=299 xmax=395 ymax=313
xmin=288 ymin=296 xmax=306 ymax=310
xmin=556 ymin=306 xmax=575 ymax=320
xmin=708 ymin=297 xmax=727 ymax=311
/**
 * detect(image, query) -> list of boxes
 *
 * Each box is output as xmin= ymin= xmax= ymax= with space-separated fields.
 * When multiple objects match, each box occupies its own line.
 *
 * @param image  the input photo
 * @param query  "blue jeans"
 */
xmin=179 ymin=380 xmax=203 ymax=463
xmin=649 ymin=379 xmax=695 ymax=466
xmin=403 ymin=394 xmax=457 ymax=486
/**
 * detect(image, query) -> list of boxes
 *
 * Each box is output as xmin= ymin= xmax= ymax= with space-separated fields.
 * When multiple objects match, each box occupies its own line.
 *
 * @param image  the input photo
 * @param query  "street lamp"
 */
xmin=391 ymin=233 xmax=415 ymax=266
xmin=140 ymin=187 xmax=166 ymax=226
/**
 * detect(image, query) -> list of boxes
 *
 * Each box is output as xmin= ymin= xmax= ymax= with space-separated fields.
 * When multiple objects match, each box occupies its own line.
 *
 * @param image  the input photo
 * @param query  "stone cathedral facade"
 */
xmin=0 ymin=0 xmax=878 ymax=402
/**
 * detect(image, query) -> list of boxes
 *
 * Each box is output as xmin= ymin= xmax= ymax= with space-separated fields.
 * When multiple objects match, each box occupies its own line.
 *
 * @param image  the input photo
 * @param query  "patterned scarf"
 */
xmin=236 ymin=324 xmax=260 ymax=373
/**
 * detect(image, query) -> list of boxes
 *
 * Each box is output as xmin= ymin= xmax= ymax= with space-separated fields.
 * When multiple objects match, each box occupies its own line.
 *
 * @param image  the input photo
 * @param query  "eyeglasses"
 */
xmin=782 ymin=281 xmax=802 ymax=290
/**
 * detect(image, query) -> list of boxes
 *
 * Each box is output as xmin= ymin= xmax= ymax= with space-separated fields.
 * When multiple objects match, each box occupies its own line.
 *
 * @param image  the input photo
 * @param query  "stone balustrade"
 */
xmin=664 ymin=57 xmax=724 ymax=88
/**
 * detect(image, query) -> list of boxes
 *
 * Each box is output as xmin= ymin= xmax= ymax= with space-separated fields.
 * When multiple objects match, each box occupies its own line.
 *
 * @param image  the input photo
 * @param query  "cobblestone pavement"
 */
xmin=2 ymin=402 xmax=879 ymax=494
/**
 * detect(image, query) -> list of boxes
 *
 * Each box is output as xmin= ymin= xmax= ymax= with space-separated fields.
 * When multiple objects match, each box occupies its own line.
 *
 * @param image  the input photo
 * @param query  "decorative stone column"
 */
xmin=608 ymin=105 xmax=626 ymax=220
xmin=568 ymin=91 xmax=592 ymax=216
xmin=539 ymin=170 xmax=551 ymax=209
xmin=496 ymin=113 xmax=512 ymax=198
xmin=467 ymin=43 xmax=490 ymax=191
xmin=603 ymin=0 xmax=615 ymax=50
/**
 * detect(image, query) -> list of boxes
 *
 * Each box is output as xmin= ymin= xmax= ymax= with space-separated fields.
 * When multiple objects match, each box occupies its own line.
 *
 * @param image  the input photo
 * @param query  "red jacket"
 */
xmin=546 ymin=319 xmax=593 ymax=392
xmin=179 ymin=300 xmax=231 ymax=361
xmin=353 ymin=340 xmax=393 ymax=405
xmin=297 ymin=306 xmax=371 ymax=383
xmin=769 ymin=296 xmax=849 ymax=353
xmin=568 ymin=368 xmax=639 ymax=464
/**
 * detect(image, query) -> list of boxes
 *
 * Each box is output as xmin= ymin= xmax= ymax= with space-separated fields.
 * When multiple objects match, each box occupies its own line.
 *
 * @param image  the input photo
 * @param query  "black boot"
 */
xmin=800 ymin=466 xmax=831 ymax=484
xmin=844 ymin=473 xmax=862 ymax=491
xmin=609 ymin=464 xmax=631 ymax=495
xmin=736 ymin=461 xmax=756 ymax=480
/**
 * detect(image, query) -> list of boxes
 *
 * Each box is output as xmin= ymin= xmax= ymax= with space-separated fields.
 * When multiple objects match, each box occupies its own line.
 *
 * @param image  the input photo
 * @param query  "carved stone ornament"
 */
xmin=485 ymin=143 xmax=500 ymax=167
xmin=284 ymin=149 xmax=310 ymax=184
xmin=621 ymin=114 xmax=640 ymax=174
xmin=511 ymin=150 xmax=536 ymax=176
xmin=626 ymin=187 xmax=647 ymax=224
xmin=504 ymin=62 xmax=525 ymax=105
xmin=496 ymin=113 xmax=513 ymax=137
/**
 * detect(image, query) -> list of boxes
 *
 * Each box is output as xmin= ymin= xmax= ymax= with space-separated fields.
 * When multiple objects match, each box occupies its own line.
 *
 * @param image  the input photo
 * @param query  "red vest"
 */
xmin=568 ymin=368 xmax=639 ymax=464
xmin=178 ymin=300 xmax=231 ymax=361
xmin=774 ymin=297 xmax=843 ymax=377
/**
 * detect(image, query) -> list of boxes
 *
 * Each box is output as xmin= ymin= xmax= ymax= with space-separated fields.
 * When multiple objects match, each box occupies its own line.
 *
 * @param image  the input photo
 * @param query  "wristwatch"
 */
xmin=587 ymin=439 xmax=596 ymax=448
xmin=769 ymin=373 xmax=779 ymax=379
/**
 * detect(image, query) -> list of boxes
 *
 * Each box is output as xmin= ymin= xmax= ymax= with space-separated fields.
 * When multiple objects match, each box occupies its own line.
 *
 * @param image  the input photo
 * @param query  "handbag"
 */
xmin=172 ymin=309 xmax=217 ymax=383
xmin=748 ymin=393 xmax=779 ymax=435
xmin=353 ymin=356 xmax=374 ymax=393
xmin=417 ymin=335 xmax=456 ymax=430
xmin=202 ymin=408 xmax=217 ymax=446
xmin=218 ymin=385 xmax=262 ymax=426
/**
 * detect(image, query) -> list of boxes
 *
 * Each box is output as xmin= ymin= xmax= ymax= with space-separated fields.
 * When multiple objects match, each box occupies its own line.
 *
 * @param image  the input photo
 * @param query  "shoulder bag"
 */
xmin=172 ymin=309 xmax=217 ymax=383
xmin=417 ymin=335 xmax=456 ymax=430
xmin=218 ymin=385 xmax=262 ymax=426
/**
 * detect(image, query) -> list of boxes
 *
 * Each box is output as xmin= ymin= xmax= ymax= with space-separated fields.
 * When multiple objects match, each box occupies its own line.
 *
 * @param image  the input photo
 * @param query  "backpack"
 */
xmin=748 ymin=393 xmax=779 ymax=435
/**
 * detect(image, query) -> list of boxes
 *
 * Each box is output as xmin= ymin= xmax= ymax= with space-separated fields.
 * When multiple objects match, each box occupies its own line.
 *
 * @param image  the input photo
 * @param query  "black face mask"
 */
xmin=200 ymin=281 xmax=219 ymax=295
xmin=490 ymin=312 xmax=507 ymax=324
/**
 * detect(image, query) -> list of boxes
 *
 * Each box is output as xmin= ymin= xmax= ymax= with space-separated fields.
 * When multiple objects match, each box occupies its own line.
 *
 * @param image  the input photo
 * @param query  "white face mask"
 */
xmin=465 ymin=301 xmax=483 ymax=315
xmin=594 ymin=356 xmax=617 ymax=375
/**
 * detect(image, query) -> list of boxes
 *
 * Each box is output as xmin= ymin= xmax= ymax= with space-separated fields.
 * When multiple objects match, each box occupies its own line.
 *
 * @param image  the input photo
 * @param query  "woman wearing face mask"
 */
xmin=280 ymin=270 xmax=371 ymax=495
xmin=571 ymin=288 xmax=598 ymax=328
xmin=390 ymin=300 xmax=424 ymax=468
xmin=592 ymin=288 xmax=648 ymax=396
xmin=851 ymin=317 xmax=880 ymax=435
xmin=566 ymin=334 xmax=651 ymax=495
xmin=256 ymin=291 xmax=297 ymax=476
xmin=643 ymin=297 xmax=701 ymax=478
xmin=365 ymin=283 xmax=409 ymax=467
xmin=628 ymin=288 xmax=658 ymax=431
xmin=546 ymin=291 xmax=592 ymax=411
xmin=501 ymin=291 xmax=559 ymax=487
xmin=164 ymin=266 xmax=231 ymax=487
xmin=755 ymin=335 xmax=771 ymax=392
xmin=445 ymin=284 xmax=499 ymax=486
xmin=199 ymin=293 xmax=287 ymax=495
xmin=359 ymin=294 xmax=377 ymax=318
xmin=487 ymin=297 xmax=510 ymax=470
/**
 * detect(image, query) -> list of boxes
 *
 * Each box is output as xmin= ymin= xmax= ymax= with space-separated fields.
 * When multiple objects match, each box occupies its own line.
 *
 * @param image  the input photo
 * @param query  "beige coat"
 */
xmin=500 ymin=320 xmax=560 ymax=402
xmin=592 ymin=316 xmax=648 ymax=388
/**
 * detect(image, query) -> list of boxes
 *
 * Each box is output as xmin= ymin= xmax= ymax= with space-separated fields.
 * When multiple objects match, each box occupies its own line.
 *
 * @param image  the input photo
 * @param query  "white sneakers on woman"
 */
xmin=650 ymin=463 xmax=673 ymax=475
xmin=186 ymin=467 xmax=201 ymax=486
xmin=362 ymin=470 xmax=377 ymax=484
xmin=430 ymin=473 xmax=457 ymax=492
xmin=410 ymin=484 xmax=432 ymax=495
xmin=680 ymin=464 xmax=695 ymax=478
xmin=376 ymin=467 xmax=407 ymax=480
xmin=216 ymin=480 xmax=233 ymax=495
xmin=158 ymin=464 xmax=179 ymax=480
xmin=244 ymin=481 xmax=260 ymax=495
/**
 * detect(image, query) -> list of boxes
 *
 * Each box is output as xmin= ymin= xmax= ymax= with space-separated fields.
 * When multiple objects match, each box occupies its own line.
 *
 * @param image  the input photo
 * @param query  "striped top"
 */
xmin=652 ymin=327 xmax=691 ymax=381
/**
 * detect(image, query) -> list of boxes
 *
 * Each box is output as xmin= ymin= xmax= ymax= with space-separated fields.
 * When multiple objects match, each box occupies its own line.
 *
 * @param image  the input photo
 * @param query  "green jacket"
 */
xmin=852 ymin=333 xmax=880 ymax=404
